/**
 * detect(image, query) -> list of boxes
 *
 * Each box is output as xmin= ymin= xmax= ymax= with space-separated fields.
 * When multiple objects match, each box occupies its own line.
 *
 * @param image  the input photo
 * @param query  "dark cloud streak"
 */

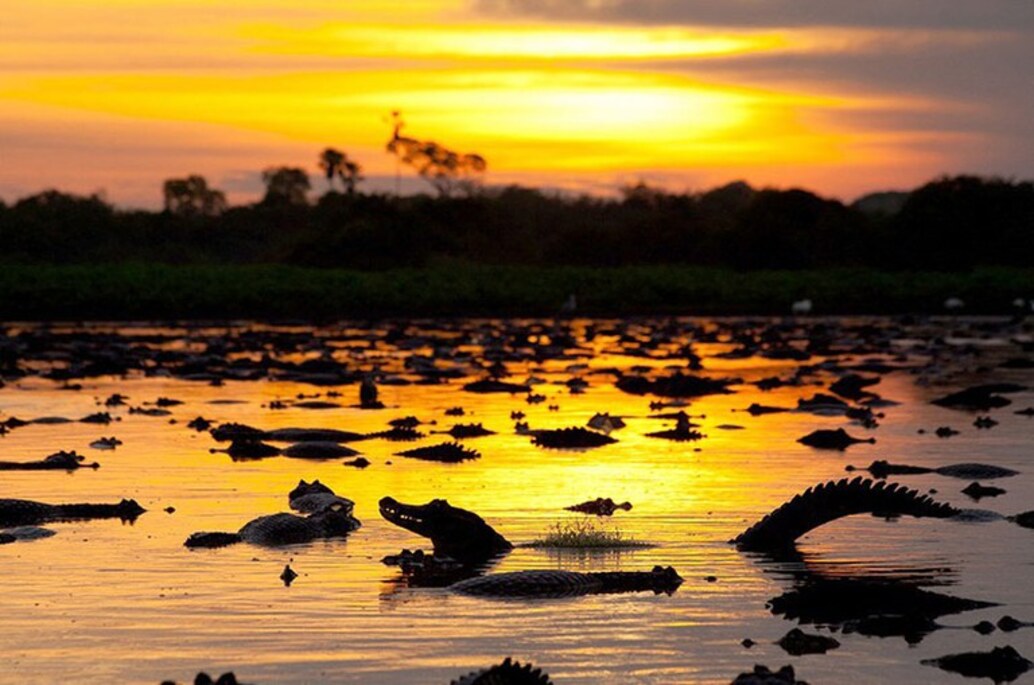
xmin=476 ymin=0 xmax=1034 ymax=31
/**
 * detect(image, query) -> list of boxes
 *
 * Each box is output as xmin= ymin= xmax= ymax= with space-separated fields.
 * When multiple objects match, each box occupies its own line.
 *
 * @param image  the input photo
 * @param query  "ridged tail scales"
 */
xmin=451 ymin=570 xmax=604 ymax=597
xmin=0 ymin=500 xmax=56 ymax=527
xmin=734 ymin=477 xmax=960 ymax=552
xmin=450 ymin=566 xmax=682 ymax=598
xmin=184 ymin=531 xmax=243 ymax=548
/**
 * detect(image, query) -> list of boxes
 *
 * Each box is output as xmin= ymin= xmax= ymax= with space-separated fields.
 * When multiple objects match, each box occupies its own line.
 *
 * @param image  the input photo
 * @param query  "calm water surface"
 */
xmin=1 ymin=318 xmax=1032 ymax=684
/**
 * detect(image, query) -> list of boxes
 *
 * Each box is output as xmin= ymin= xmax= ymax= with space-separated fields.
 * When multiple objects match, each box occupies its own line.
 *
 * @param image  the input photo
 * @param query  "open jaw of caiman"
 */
xmin=378 ymin=496 xmax=512 ymax=564
xmin=733 ymin=477 xmax=960 ymax=552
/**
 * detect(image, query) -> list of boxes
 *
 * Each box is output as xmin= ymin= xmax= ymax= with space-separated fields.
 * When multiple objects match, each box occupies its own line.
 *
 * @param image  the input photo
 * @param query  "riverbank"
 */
xmin=2 ymin=263 xmax=1030 ymax=320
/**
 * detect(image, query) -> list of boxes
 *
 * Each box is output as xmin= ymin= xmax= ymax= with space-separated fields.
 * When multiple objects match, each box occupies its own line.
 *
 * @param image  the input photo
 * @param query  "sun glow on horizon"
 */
xmin=243 ymin=22 xmax=788 ymax=61
xmin=1 ymin=66 xmax=877 ymax=179
xmin=0 ymin=0 xmax=1010 ymax=205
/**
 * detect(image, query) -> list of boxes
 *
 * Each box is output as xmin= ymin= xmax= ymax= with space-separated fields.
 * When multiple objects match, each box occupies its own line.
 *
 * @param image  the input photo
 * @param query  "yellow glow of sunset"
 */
xmin=1 ymin=0 xmax=1000 ymax=203
xmin=244 ymin=23 xmax=788 ymax=60
xmin=1 ymin=68 xmax=862 ymax=174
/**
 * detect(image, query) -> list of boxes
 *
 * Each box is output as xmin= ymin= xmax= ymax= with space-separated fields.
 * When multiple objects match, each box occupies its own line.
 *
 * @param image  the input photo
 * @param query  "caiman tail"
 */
xmin=184 ymin=532 xmax=243 ymax=548
xmin=734 ymin=477 xmax=959 ymax=552
xmin=450 ymin=566 xmax=682 ymax=598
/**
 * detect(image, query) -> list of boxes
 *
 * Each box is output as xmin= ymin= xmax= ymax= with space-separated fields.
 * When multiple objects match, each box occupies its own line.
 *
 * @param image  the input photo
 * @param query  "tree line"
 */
xmin=2 ymin=172 xmax=1031 ymax=271
xmin=7 ymin=109 xmax=1027 ymax=271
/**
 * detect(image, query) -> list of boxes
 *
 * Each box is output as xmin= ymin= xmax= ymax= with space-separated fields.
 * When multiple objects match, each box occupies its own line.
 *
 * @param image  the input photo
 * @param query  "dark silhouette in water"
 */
xmin=0 ymin=498 xmax=144 ymax=526
xmin=184 ymin=502 xmax=359 ymax=548
xmin=922 ymin=646 xmax=1032 ymax=682
xmin=359 ymin=375 xmax=384 ymax=409
xmin=0 ymin=451 xmax=99 ymax=470
xmin=379 ymin=496 xmax=512 ymax=564
xmin=733 ymin=478 xmax=958 ymax=552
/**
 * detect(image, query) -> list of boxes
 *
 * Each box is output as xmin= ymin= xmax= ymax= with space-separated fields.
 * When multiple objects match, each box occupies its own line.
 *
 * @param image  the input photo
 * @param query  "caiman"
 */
xmin=185 ymin=501 xmax=360 ymax=548
xmin=379 ymin=497 xmax=512 ymax=563
xmin=733 ymin=477 xmax=959 ymax=552
xmin=0 ymin=498 xmax=144 ymax=526
xmin=449 ymin=565 xmax=683 ymax=599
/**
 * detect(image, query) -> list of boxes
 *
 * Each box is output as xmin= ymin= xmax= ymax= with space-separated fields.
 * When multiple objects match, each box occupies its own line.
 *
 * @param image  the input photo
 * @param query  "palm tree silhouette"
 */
xmin=318 ymin=148 xmax=363 ymax=195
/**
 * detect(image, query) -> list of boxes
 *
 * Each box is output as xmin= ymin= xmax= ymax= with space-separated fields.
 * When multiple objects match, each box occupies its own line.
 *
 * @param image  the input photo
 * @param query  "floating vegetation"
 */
xmin=527 ymin=519 xmax=649 ymax=549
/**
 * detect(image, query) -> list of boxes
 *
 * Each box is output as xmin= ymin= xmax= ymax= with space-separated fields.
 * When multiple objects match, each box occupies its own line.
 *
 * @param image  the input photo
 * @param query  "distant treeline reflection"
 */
xmin=1 ymin=175 xmax=1031 ymax=270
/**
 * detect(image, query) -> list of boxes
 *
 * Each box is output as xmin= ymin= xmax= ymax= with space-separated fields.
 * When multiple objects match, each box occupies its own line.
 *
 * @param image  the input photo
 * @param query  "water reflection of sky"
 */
xmin=1 ymin=319 xmax=1032 ymax=684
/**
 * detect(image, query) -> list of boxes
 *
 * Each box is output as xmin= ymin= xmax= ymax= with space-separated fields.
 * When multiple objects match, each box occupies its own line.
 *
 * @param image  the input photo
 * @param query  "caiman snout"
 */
xmin=379 ymin=496 xmax=424 ymax=526
xmin=118 ymin=499 xmax=146 ymax=520
xmin=653 ymin=565 xmax=684 ymax=592
xmin=379 ymin=496 xmax=404 ymax=520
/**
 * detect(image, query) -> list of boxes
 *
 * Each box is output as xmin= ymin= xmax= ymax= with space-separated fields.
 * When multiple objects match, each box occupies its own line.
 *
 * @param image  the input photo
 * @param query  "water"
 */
xmin=1 ymin=318 xmax=1032 ymax=684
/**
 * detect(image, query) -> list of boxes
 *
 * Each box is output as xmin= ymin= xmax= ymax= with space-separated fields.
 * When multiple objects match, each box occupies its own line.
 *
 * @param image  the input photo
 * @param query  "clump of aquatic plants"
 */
xmin=528 ymin=518 xmax=649 ymax=549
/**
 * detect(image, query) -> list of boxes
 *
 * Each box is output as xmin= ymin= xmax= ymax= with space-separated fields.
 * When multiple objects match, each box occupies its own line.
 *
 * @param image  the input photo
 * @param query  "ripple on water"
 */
xmin=0 ymin=318 xmax=1032 ymax=684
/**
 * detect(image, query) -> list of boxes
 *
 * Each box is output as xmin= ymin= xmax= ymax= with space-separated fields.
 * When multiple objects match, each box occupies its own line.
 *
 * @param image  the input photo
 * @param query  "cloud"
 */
xmin=475 ymin=0 xmax=1034 ymax=31
xmin=470 ymin=1 xmax=1034 ymax=183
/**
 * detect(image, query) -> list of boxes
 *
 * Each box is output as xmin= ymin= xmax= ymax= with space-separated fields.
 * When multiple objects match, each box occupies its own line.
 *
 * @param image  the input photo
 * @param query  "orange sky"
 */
xmin=1 ymin=0 xmax=1031 ymax=206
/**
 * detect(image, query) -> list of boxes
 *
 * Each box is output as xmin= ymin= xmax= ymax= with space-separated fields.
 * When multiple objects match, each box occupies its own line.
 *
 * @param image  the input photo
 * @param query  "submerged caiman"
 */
xmin=0 ymin=498 xmax=144 ymax=527
xmin=450 ymin=566 xmax=683 ymax=599
xmin=185 ymin=502 xmax=360 ymax=548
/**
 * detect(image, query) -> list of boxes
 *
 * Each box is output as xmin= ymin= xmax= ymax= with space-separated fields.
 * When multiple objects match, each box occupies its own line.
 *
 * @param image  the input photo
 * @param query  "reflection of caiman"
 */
xmin=0 ymin=498 xmax=145 ymax=526
xmin=740 ymin=478 xmax=1004 ymax=644
xmin=378 ymin=497 xmax=512 ymax=563
xmin=768 ymin=576 xmax=996 ymax=644
xmin=733 ymin=477 xmax=960 ymax=552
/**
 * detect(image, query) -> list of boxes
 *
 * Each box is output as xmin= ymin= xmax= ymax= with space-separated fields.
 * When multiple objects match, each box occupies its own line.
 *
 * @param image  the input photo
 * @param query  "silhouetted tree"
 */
xmin=2 ymin=173 xmax=1033 ymax=271
xmin=261 ymin=167 xmax=311 ymax=206
xmin=728 ymin=189 xmax=864 ymax=269
xmin=162 ymin=175 xmax=227 ymax=217
xmin=893 ymin=176 xmax=1034 ymax=269
xmin=697 ymin=181 xmax=755 ymax=222
xmin=386 ymin=114 xmax=486 ymax=197
xmin=6 ymin=190 xmax=115 ymax=262
xmin=318 ymin=148 xmax=363 ymax=194
xmin=621 ymin=181 xmax=670 ymax=208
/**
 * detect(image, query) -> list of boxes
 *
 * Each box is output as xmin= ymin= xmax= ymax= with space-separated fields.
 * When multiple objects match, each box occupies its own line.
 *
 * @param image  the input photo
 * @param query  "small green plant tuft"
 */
xmin=527 ymin=518 xmax=650 ymax=549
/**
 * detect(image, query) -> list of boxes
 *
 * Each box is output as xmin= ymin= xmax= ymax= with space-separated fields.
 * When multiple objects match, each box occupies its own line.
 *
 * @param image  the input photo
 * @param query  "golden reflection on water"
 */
xmin=1 ymin=319 xmax=1032 ymax=684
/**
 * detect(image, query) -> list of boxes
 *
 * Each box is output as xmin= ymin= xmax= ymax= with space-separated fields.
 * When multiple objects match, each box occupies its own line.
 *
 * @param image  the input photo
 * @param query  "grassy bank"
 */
xmin=1 ymin=264 xmax=1030 ymax=320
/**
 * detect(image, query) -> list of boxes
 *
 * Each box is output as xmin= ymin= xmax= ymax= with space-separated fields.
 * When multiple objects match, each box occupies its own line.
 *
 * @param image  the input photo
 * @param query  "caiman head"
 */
xmin=290 ymin=479 xmax=334 ymax=500
xmin=379 ymin=496 xmax=512 ymax=562
xmin=311 ymin=500 xmax=362 ymax=536
xmin=289 ymin=479 xmax=355 ymax=516
xmin=649 ymin=565 xmax=684 ymax=594
xmin=117 ymin=499 xmax=146 ymax=521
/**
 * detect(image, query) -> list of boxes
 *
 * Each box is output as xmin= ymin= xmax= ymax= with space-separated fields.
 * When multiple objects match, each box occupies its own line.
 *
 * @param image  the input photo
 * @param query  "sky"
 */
xmin=1 ymin=0 xmax=1032 ymax=207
